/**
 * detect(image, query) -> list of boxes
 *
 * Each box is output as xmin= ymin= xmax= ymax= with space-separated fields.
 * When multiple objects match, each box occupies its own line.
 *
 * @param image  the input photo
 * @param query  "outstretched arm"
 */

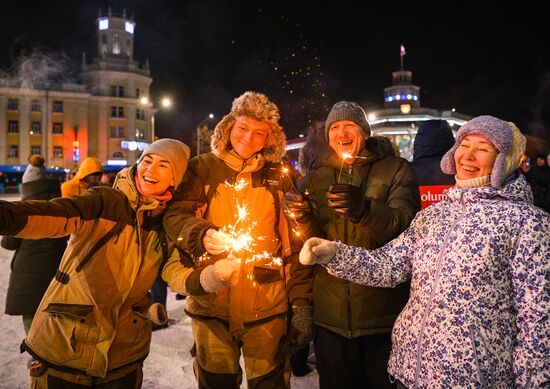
xmin=0 ymin=188 xmax=110 ymax=239
xmin=300 ymin=213 xmax=423 ymax=288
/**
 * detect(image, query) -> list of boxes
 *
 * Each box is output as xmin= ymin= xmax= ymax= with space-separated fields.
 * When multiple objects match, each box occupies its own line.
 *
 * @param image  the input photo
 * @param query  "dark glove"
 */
xmin=283 ymin=192 xmax=312 ymax=222
xmin=274 ymin=305 xmax=314 ymax=365
xmin=289 ymin=306 xmax=314 ymax=353
xmin=326 ymin=183 xmax=368 ymax=223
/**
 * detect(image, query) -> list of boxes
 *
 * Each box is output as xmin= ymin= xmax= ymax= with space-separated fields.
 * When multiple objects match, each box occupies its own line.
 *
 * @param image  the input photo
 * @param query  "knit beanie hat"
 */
xmin=22 ymin=154 xmax=47 ymax=183
xmin=440 ymin=115 xmax=526 ymax=188
xmin=138 ymin=138 xmax=191 ymax=188
xmin=324 ymin=101 xmax=371 ymax=141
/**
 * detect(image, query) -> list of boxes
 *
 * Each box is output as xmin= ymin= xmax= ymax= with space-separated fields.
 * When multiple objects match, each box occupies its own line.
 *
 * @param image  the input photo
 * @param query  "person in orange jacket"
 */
xmin=61 ymin=157 xmax=104 ymax=197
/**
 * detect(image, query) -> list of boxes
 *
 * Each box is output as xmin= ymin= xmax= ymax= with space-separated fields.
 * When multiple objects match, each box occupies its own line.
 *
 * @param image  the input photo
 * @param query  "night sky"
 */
xmin=1 ymin=1 xmax=549 ymax=144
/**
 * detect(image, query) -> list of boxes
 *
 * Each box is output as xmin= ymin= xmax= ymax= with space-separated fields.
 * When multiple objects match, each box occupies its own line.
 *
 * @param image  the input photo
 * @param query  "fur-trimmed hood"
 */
xmin=210 ymin=91 xmax=287 ymax=162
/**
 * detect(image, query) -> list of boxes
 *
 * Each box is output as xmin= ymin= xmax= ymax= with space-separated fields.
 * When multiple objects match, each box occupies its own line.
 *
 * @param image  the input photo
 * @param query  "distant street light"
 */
xmin=161 ymin=97 xmax=172 ymax=109
xmin=197 ymin=113 xmax=215 ymax=155
xmin=148 ymin=96 xmax=173 ymax=143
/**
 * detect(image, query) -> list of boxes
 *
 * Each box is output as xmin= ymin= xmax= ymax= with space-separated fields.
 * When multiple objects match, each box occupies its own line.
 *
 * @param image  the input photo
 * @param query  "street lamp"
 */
xmin=144 ymin=96 xmax=172 ymax=142
xmin=161 ymin=97 xmax=172 ymax=109
xmin=197 ymin=113 xmax=214 ymax=156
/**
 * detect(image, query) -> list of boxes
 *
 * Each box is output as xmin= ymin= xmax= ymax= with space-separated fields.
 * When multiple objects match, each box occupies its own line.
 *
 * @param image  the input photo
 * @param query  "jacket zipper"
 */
xmin=413 ymin=192 xmax=465 ymax=387
xmin=345 ymin=164 xmax=353 ymax=337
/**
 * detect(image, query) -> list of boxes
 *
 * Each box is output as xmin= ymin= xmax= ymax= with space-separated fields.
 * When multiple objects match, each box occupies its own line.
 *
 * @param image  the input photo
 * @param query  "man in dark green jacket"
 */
xmin=285 ymin=101 xmax=420 ymax=388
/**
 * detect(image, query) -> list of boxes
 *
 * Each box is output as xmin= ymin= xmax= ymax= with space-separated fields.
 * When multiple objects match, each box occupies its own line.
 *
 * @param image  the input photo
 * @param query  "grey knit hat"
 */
xmin=138 ymin=138 xmax=191 ymax=188
xmin=324 ymin=101 xmax=371 ymax=140
xmin=22 ymin=154 xmax=47 ymax=183
xmin=440 ymin=115 xmax=526 ymax=188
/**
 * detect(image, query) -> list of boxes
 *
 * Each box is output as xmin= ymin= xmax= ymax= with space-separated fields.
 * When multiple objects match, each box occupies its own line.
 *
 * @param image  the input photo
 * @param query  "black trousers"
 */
xmin=315 ymin=326 xmax=394 ymax=389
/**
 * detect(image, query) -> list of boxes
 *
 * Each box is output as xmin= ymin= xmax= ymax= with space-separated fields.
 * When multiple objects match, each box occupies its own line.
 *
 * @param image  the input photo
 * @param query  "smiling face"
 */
xmin=328 ymin=120 xmax=367 ymax=163
xmin=454 ymin=134 xmax=498 ymax=180
xmin=229 ymin=116 xmax=269 ymax=159
xmin=136 ymin=154 xmax=174 ymax=196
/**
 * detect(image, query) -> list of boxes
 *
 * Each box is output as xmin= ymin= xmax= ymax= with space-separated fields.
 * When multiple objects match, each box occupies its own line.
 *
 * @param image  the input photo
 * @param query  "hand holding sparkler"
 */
xmin=327 ymin=184 xmax=369 ymax=224
xmin=203 ymin=228 xmax=231 ymax=255
xmin=282 ymin=192 xmax=311 ymax=222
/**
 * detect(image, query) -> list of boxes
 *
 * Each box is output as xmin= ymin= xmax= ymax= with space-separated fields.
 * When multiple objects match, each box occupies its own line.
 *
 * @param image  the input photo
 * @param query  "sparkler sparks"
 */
xmin=199 ymin=178 xmax=283 ymax=267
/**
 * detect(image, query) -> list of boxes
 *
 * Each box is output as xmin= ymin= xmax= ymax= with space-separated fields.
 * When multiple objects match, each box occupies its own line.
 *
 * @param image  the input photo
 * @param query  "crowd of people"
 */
xmin=1 ymin=91 xmax=549 ymax=388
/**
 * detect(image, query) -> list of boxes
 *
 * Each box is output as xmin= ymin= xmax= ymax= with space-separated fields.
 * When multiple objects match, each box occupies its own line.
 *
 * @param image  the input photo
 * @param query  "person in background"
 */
xmin=0 ymin=139 xmax=191 ymax=387
xmin=61 ymin=156 xmax=104 ymax=197
xmin=411 ymin=119 xmax=456 ymax=209
xmin=527 ymin=151 xmax=550 ymax=213
xmin=299 ymin=115 xmax=549 ymax=388
xmin=284 ymin=101 xmax=420 ymax=388
xmin=163 ymin=91 xmax=314 ymax=388
xmin=3 ymin=155 xmax=67 ymax=334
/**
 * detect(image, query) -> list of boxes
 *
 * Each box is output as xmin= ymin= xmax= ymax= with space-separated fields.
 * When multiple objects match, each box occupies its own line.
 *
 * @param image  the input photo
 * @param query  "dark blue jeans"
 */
xmin=150 ymin=276 xmax=167 ymax=306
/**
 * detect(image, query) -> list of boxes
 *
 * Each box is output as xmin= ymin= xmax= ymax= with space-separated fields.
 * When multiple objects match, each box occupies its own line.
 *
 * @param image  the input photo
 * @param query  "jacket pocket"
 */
xmin=252 ymin=266 xmax=285 ymax=313
xmin=253 ymin=266 xmax=282 ymax=284
xmin=468 ymin=324 xmax=495 ymax=388
xmin=42 ymin=303 xmax=93 ymax=363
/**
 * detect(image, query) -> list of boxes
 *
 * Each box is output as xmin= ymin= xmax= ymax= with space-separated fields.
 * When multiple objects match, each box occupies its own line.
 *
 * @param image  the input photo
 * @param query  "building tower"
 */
xmin=368 ymin=45 xmax=470 ymax=159
xmin=80 ymin=7 xmax=155 ymax=167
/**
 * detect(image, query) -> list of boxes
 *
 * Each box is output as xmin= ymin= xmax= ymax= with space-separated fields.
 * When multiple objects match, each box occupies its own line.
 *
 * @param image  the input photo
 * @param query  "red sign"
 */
xmin=419 ymin=185 xmax=453 ymax=209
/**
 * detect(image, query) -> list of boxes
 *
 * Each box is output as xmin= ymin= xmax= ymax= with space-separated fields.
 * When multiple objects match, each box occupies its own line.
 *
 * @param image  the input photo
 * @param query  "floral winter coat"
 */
xmin=325 ymin=174 xmax=549 ymax=388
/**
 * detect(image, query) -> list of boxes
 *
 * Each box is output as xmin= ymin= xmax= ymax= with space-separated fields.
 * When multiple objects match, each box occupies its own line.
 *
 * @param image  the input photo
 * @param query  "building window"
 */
xmin=8 ymin=145 xmax=18 ymax=158
xmin=136 ymin=88 xmax=142 ymax=98
xmin=31 ymin=145 xmax=41 ymax=155
xmin=31 ymin=121 xmax=41 ymax=134
xmin=112 ymin=151 xmax=125 ymax=158
xmin=136 ymin=109 xmax=145 ymax=120
xmin=52 ymin=101 xmax=63 ymax=113
xmin=53 ymin=147 xmax=63 ymax=158
xmin=110 ymin=126 xmax=125 ymax=138
xmin=101 ymin=34 xmax=108 ymax=55
xmin=126 ymin=38 xmax=131 ymax=56
xmin=135 ymin=128 xmax=146 ymax=139
xmin=7 ymin=98 xmax=19 ymax=110
xmin=113 ymin=34 xmax=120 ymax=54
xmin=31 ymin=100 xmax=41 ymax=112
xmin=110 ymin=106 xmax=124 ymax=118
xmin=110 ymin=85 xmax=125 ymax=97
xmin=52 ymin=122 xmax=63 ymax=134
xmin=7 ymin=121 xmax=19 ymax=133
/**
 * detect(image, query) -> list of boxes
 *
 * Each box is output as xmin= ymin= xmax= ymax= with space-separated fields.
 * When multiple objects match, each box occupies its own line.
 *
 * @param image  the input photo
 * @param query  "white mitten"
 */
xmin=200 ymin=259 xmax=237 ymax=293
xmin=299 ymin=237 xmax=337 ymax=265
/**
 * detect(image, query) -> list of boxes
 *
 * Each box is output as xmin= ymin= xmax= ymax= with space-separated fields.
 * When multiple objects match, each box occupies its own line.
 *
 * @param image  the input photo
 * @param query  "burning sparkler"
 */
xmin=199 ymin=178 xmax=283 ymax=269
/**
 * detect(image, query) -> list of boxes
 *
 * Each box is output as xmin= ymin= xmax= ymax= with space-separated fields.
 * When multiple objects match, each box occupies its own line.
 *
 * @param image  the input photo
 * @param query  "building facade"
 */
xmin=0 ymin=8 xmax=155 ymax=175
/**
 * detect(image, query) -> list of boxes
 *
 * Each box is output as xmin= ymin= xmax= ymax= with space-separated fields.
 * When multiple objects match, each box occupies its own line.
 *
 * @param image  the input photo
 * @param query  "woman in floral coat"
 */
xmin=299 ymin=115 xmax=549 ymax=388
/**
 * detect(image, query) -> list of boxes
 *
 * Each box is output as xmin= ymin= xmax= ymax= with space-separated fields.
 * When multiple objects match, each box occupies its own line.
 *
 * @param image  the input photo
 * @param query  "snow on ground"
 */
xmin=0 ymin=193 xmax=319 ymax=388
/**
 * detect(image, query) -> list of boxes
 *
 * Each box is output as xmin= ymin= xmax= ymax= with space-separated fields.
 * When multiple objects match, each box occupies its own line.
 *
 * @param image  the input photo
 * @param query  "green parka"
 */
xmin=305 ymin=137 xmax=420 ymax=338
xmin=0 ymin=166 xmax=187 ymax=378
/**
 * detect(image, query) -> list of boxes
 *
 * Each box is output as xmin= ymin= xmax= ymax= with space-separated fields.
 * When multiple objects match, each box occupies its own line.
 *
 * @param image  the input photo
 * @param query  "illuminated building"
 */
xmin=0 ymin=8 xmax=155 ymax=174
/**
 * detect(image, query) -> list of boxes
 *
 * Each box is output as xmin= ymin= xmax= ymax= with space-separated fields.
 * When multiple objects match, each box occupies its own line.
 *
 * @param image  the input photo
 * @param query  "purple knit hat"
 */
xmin=440 ymin=115 xmax=526 ymax=188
